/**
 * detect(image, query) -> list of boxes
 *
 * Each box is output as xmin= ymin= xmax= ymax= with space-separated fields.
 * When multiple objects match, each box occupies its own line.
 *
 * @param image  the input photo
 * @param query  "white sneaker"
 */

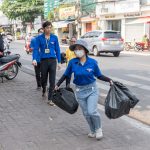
xmin=88 ymin=132 xmax=96 ymax=138
xmin=47 ymin=100 xmax=55 ymax=106
xmin=96 ymin=128 xmax=103 ymax=140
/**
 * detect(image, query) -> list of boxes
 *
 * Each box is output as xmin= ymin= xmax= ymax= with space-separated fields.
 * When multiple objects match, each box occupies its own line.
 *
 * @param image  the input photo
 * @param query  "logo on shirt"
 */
xmin=51 ymin=42 xmax=55 ymax=44
xmin=86 ymin=68 xmax=93 ymax=72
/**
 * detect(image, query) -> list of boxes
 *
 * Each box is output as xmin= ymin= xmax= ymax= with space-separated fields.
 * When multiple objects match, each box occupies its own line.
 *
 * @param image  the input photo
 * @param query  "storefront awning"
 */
xmin=53 ymin=20 xmax=74 ymax=28
xmin=126 ymin=17 xmax=150 ymax=24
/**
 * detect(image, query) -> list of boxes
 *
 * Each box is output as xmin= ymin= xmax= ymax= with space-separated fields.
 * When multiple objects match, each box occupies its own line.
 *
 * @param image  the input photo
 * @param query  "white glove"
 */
xmin=32 ymin=60 xmax=37 ymax=66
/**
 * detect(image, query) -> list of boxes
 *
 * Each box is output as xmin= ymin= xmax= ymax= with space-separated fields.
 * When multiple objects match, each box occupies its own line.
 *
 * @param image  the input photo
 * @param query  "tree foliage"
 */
xmin=1 ymin=0 xmax=44 ymax=23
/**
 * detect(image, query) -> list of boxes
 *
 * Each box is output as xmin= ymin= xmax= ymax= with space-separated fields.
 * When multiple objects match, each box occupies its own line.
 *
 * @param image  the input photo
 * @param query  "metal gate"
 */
xmin=125 ymin=23 xmax=144 ymax=42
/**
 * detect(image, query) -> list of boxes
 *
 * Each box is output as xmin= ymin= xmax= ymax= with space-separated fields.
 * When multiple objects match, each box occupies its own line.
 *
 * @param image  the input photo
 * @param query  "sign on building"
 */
xmin=59 ymin=6 xmax=75 ymax=20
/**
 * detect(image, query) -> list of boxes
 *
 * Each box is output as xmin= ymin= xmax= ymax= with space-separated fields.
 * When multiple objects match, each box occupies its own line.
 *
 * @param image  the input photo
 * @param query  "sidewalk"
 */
xmin=0 ymin=71 xmax=150 ymax=150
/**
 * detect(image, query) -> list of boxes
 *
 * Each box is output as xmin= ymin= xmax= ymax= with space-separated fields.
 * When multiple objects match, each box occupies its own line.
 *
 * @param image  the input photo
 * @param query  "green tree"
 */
xmin=1 ymin=0 xmax=44 ymax=24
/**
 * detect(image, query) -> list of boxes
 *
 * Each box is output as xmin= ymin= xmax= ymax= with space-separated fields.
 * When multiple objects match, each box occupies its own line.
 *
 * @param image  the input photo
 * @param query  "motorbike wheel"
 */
xmin=5 ymin=63 xmax=19 ymax=80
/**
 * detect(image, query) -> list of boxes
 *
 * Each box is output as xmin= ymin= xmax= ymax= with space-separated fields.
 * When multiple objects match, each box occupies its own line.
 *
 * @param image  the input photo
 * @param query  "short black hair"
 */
xmin=38 ymin=28 xmax=43 ymax=33
xmin=42 ymin=21 xmax=52 ymax=28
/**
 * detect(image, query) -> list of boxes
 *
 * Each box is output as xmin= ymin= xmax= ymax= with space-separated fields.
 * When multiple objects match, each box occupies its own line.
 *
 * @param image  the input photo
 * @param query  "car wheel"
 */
xmin=93 ymin=46 xmax=99 ymax=56
xmin=113 ymin=51 xmax=120 ymax=57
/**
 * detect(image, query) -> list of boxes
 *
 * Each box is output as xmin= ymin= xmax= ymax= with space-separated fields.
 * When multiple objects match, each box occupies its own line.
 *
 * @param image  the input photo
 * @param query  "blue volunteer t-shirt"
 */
xmin=64 ymin=57 xmax=102 ymax=86
xmin=33 ymin=33 xmax=61 ymax=63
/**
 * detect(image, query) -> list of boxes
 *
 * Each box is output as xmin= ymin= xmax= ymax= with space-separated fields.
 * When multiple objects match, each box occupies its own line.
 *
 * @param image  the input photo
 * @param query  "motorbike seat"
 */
xmin=0 ymin=55 xmax=19 ymax=63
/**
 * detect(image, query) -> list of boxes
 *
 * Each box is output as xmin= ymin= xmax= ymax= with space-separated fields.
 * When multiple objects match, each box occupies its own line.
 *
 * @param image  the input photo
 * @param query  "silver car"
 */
xmin=80 ymin=30 xmax=124 ymax=57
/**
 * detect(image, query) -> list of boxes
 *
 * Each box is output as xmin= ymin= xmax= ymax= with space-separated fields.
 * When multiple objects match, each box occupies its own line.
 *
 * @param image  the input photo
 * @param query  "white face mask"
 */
xmin=74 ymin=50 xmax=85 ymax=58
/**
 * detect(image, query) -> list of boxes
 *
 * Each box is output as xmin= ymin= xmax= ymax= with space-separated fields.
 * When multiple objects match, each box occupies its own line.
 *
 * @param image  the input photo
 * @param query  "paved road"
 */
xmin=0 ymin=69 xmax=150 ymax=150
xmin=9 ymin=40 xmax=150 ymax=125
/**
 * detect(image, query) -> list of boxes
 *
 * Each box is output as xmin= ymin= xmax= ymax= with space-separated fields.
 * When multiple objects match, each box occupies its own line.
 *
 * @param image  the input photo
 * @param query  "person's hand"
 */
xmin=32 ymin=60 xmax=37 ymax=66
xmin=57 ymin=63 xmax=61 ymax=70
xmin=110 ymin=80 xmax=113 ymax=86
xmin=54 ymin=85 xmax=59 ymax=90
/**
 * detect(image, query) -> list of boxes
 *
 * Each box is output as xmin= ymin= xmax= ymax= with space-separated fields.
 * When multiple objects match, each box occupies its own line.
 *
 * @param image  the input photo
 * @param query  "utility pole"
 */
xmin=76 ymin=0 xmax=82 ymax=39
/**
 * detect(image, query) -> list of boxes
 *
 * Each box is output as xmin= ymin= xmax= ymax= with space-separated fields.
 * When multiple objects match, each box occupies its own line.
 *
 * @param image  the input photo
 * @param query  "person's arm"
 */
xmin=97 ymin=75 xmax=111 ymax=82
xmin=33 ymin=36 xmax=40 ymax=62
xmin=55 ymin=60 xmax=72 ymax=89
xmin=56 ymin=75 xmax=71 ymax=87
xmin=55 ymin=36 xmax=61 ymax=63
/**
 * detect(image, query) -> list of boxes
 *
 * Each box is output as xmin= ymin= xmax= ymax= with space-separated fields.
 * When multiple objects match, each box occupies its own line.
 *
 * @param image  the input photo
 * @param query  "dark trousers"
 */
xmin=34 ymin=62 xmax=41 ymax=87
xmin=41 ymin=58 xmax=57 ymax=100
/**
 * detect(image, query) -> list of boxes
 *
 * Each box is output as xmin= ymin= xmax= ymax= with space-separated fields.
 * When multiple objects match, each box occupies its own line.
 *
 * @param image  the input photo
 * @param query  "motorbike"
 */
xmin=134 ymin=42 xmax=144 ymax=51
xmin=124 ymin=42 xmax=144 ymax=51
xmin=0 ymin=52 xmax=21 ymax=82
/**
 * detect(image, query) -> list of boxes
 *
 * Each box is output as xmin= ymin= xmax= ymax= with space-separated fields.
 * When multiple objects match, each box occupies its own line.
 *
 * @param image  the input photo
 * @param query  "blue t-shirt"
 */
xmin=64 ymin=57 xmax=102 ymax=86
xmin=34 ymin=33 xmax=61 ymax=63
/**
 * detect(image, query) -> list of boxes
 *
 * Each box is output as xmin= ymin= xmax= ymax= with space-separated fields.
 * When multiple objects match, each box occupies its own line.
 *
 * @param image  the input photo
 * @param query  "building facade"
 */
xmin=96 ymin=0 xmax=150 ymax=42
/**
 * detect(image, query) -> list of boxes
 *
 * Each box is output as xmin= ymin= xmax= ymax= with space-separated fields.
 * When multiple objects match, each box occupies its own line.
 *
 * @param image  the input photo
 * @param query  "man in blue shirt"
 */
xmin=32 ymin=21 xmax=61 ymax=105
xmin=31 ymin=28 xmax=43 ymax=90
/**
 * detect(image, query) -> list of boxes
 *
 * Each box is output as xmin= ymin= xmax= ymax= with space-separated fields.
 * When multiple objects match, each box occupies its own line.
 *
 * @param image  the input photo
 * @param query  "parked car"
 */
xmin=80 ymin=30 xmax=124 ymax=57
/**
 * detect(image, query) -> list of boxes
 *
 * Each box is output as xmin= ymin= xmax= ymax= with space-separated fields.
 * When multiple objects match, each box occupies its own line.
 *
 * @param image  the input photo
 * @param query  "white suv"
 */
xmin=80 ymin=30 xmax=124 ymax=57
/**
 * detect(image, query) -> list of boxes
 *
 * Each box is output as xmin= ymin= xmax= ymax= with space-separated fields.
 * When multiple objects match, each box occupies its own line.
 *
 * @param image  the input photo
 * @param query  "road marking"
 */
xmin=121 ymin=51 xmax=150 ymax=56
xmin=135 ymin=63 xmax=150 ymax=67
xmin=112 ymin=77 xmax=150 ymax=91
xmin=127 ymin=74 xmax=150 ymax=82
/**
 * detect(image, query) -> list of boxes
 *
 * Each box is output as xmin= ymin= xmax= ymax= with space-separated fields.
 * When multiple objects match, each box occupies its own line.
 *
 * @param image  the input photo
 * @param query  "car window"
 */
xmin=83 ymin=32 xmax=90 ymax=38
xmin=104 ymin=32 xmax=121 ymax=38
xmin=93 ymin=32 xmax=102 ymax=37
xmin=88 ymin=32 xmax=95 ymax=38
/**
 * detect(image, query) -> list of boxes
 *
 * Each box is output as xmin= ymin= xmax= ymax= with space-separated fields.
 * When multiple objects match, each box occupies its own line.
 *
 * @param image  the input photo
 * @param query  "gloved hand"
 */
xmin=110 ymin=80 xmax=114 ymax=86
xmin=54 ymin=85 xmax=59 ymax=90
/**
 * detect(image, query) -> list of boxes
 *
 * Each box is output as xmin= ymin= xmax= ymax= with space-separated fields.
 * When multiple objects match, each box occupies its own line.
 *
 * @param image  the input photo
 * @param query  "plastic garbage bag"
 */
xmin=105 ymin=82 xmax=139 ymax=119
xmin=114 ymin=81 xmax=139 ymax=108
xmin=52 ymin=88 xmax=78 ymax=114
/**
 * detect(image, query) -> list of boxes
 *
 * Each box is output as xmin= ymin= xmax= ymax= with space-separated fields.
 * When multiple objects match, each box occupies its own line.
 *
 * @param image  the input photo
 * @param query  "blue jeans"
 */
xmin=75 ymin=82 xmax=101 ymax=133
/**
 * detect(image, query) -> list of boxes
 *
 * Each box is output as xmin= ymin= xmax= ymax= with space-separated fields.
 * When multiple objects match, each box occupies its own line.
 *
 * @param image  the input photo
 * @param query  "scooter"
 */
xmin=134 ymin=42 xmax=144 ymax=51
xmin=0 ymin=53 xmax=21 ymax=82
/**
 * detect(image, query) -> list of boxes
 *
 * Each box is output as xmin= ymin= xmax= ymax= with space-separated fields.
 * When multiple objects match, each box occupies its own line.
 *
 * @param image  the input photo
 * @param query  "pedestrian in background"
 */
xmin=31 ymin=28 xmax=43 ymax=90
xmin=55 ymin=39 xmax=113 ymax=140
xmin=32 ymin=21 xmax=61 ymax=106
xmin=142 ymin=34 xmax=149 ymax=49
xmin=65 ymin=37 xmax=77 ymax=65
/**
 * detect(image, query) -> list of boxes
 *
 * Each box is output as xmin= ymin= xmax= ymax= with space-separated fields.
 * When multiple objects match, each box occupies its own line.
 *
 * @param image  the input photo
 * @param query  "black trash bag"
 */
xmin=105 ymin=84 xmax=131 ymax=119
xmin=52 ymin=88 xmax=78 ymax=114
xmin=114 ymin=81 xmax=139 ymax=108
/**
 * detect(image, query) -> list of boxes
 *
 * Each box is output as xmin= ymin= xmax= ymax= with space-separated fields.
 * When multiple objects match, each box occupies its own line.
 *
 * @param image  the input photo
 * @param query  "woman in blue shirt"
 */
xmin=55 ymin=39 xmax=113 ymax=140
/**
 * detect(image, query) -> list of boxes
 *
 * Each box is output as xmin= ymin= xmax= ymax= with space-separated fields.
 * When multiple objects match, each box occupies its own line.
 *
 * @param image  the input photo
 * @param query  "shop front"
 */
xmin=53 ymin=20 xmax=76 ymax=43
xmin=80 ymin=16 xmax=98 ymax=36
xmin=52 ymin=6 xmax=76 ymax=43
